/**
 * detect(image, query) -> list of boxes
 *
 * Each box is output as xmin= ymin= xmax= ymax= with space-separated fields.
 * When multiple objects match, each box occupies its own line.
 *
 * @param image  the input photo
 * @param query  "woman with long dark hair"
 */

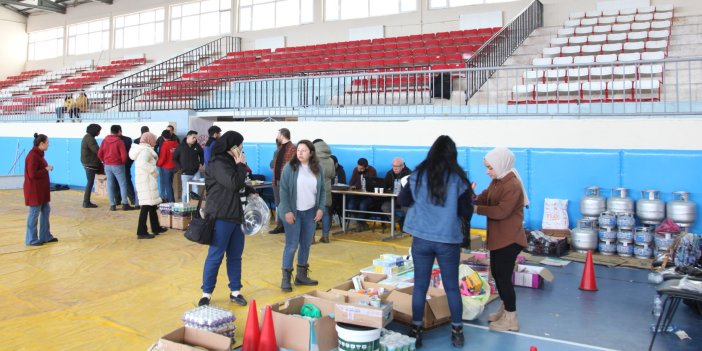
xmin=399 ymin=135 xmax=473 ymax=348
xmin=278 ymin=140 xmax=325 ymax=292
xmin=474 ymin=147 xmax=529 ymax=332
xmin=24 ymin=133 xmax=58 ymax=246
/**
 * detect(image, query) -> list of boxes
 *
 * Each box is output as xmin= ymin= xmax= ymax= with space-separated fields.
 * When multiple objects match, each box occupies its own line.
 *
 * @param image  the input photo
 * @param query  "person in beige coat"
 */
xmin=129 ymin=132 xmax=167 ymax=239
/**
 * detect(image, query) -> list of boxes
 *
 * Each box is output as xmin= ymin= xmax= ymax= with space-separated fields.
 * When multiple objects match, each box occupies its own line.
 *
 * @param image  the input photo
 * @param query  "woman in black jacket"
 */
xmin=80 ymin=124 xmax=101 ymax=208
xmin=198 ymin=131 xmax=251 ymax=307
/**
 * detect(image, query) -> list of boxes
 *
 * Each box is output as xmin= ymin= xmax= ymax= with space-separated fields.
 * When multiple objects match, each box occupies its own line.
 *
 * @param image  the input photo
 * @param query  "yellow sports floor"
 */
xmin=0 ymin=189 xmax=413 ymax=350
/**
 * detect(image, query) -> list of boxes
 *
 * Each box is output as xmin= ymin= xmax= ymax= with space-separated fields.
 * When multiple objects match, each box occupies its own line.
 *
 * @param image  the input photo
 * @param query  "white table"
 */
xmin=331 ymin=189 xmax=403 ymax=241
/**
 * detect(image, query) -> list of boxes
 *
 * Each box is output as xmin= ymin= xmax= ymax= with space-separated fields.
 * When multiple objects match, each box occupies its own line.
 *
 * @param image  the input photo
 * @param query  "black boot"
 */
xmin=451 ymin=325 xmax=464 ymax=348
xmin=295 ymin=264 xmax=318 ymax=286
xmin=281 ymin=268 xmax=293 ymax=292
xmin=409 ymin=324 xmax=423 ymax=349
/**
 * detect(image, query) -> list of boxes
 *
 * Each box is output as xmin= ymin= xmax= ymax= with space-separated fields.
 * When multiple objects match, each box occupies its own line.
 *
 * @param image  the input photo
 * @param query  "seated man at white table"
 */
xmin=347 ymin=158 xmax=377 ymax=232
xmin=381 ymin=157 xmax=412 ymax=226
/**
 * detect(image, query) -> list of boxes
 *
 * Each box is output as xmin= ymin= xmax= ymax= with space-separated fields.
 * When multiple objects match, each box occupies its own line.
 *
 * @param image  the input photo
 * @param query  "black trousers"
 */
xmin=490 ymin=243 xmax=523 ymax=312
xmin=137 ymin=205 xmax=160 ymax=235
xmin=83 ymin=167 xmax=97 ymax=205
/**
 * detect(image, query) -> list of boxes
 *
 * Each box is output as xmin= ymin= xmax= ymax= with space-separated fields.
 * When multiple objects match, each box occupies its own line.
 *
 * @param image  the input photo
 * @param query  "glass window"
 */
xmin=170 ymin=0 xmax=231 ymax=41
xmin=429 ymin=0 xmax=515 ymax=9
xmin=326 ymin=0 xmax=416 ymax=21
xmin=67 ymin=18 xmax=109 ymax=55
xmin=239 ymin=0 xmax=313 ymax=32
xmin=28 ymin=27 xmax=64 ymax=61
xmin=114 ymin=8 xmax=165 ymax=49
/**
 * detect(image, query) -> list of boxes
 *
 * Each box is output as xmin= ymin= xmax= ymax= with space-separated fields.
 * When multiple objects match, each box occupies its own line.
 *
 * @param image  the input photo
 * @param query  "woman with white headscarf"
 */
xmin=474 ymin=147 xmax=529 ymax=332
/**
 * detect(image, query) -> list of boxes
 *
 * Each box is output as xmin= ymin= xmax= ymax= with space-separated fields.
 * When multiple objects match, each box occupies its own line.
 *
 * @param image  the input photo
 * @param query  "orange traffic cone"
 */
xmin=259 ymin=305 xmax=278 ymax=351
xmin=242 ymin=299 xmax=260 ymax=351
xmin=579 ymin=250 xmax=598 ymax=291
xmin=530 ymin=346 xmax=538 ymax=351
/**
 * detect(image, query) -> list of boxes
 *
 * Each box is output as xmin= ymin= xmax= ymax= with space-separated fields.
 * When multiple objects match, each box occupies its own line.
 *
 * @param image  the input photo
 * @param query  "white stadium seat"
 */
xmin=569 ymin=36 xmax=588 ymax=45
xmin=653 ymin=12 xmax=673 ymax=21
xmin=642 ymin=51 xmax=665 ymax=60
xmin=639 ymin=64 xmax=663 ymax=76
xmin=543 ymin=47 xmax=561 ymax=57
xmin=635 ymin=13 xmax=654 ymax=22
xmin=631 ymin=22 xmax=651 ymax=32
xmin=574 ymin=55 xmax=595 ymax=64
xmin=590 ymin=66 xmax=614 ymax=78
xmin=656 ymin=4 xmax=674 ymax=13
xmin=512 ymin=84 xmax=535 ymax=99
xmin=603 ymin=43 xmax=623 ymax=54
xmin=585 ymin=10 xmax=601 ymax=18
xmin=623 ymin=41 xmax=645 ymax=52
xmin=598 ymin=17 xmax=616 ymax=25
xmin=619 ymin=8 xmax=637 ymax=16
xmin=612 ymin=23 xmax=631 ymax=33
xmin=637 ymin=6 xmax=656 ymax=15
xmin=602 ymin=9 xmax=619 ymax=17
xmin=562 ymin=46 xmax=581 ymax=56
xmin=617 ymin=15 xmax=635 ymax=23
xmin=567 ymin=68 xmax=589 ymax=79
xmin=618 ymin=53 xmax=641 ymax=62
xmin=651 ymin=20 xmax=671 ymax=30
xmin=523 ymin=71 xmax=544 ymax=82
xmin=593 ymin=25 xmax=611 ymax=34
xmin=596 ymin=54 xmax=617 ymax=63
xmin=648 ymin=30 xmax=670 ymax=40
xmin=553 ymin=56 xmax=574 ymax=65
xmin=564 ymin=19 xmax=581 ymax=28
xmin=646 ymin=40 xmax=668 ymax=52
xmin=588 ymin=34 xmax=607 ymax=44
xmin=614 ymin=65 xmax=637 ymax=77
xmin=558 ymin=82 xmax=581 ymax=96
xmin=551 ymin=37 xmax=569 ymax=47
xmin=626 ymin=31 xmax=648 ymax=42
xmin=581 ymin=18 xmax=598 ymax=26
xmin=582 ymin=44 xmax=601 ymax=55
xmin=576 ymin=26 xmax=594 ymax=36
xmin=545 ymin=69 xmax=567 ymax=81
xmin=558 ymin=28 xmax=575 ymax=37
xmin=533 ymin=57 xmax=552 ymax=66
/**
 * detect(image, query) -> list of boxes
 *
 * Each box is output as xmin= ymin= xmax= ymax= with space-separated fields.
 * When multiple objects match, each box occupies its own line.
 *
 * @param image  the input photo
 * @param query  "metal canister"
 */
xmin=581 ymin=186 xmax=606 ymax=217
xmin=607 ymin=187 xmax=634 ymax=215
xmin=666 ymin=191 xmax=697 ymax=228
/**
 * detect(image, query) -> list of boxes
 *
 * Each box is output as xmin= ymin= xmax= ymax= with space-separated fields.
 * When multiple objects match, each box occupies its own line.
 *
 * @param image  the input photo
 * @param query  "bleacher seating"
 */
xmin=510 ymin=4 xmax=673 ymax=104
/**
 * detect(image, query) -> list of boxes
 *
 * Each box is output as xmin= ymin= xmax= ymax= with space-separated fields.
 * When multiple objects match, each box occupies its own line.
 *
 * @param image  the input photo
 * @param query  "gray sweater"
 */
xmin=277 ymin=162 xmax=326 ymax=220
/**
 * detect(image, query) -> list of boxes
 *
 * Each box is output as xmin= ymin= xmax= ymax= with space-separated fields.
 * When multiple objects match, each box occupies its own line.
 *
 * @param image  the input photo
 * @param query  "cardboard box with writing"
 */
xmin=325 ymin=287 xmax=394 ymax=329
xmin=156 ymin=326 xmax=231 ymax=351
xmin=269 ymin=295 xmax=338 ymax=351
xmin=93 ymin=174 xmax=107 ymax=197
xmin=158 ymin=213 xmax=172 ymax=228
xmin=386 ymin=286 xmax=450 ymax=329
xmin=512 ymin=264 xmax=554 ymax=289
xmin=171 ymin=213 xmax=192 ymax=230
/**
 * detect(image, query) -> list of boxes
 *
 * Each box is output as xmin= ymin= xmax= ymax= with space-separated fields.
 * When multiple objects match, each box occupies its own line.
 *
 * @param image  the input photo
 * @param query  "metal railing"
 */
xmin=465 ymin=0 xmax=543 ymax=99
xmin=103 ymin=36 xmax=240 ymax=110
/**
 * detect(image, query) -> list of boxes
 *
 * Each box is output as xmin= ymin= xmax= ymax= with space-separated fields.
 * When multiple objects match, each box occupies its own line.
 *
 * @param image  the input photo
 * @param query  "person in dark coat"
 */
xmin=203 ymin=125 xmax=221 ymax=168
xmin=173 ymin=130 xmax=205 ymax=203
xmin=24 ymin=133 xmax=58 ymax=246
xmin=80 ymin=124 xmax=101 ymax=208
xmin=198 ymin=131 xmax=252 ymax=307
xmin=133 ymin=126 xmax=149 ymax=145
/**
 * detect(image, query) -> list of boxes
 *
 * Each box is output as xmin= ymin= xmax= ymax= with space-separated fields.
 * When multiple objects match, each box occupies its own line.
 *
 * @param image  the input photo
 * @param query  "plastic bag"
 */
xmin=459 ymin=264 xmax=490 ymax=320
xmin=655 ymin=218 xmax=681 ymax=234
xmin=542 ymin=198 xmax=569 ymax=230
xmin=241 ymin=195 xmax=271 ymax=236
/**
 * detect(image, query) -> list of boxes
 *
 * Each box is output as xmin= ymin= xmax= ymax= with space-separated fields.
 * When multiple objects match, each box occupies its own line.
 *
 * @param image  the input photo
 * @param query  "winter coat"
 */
xmin=383 ymin=166 xmax=412 ymax=192
xmin=81 ymin=133 xmax=101 ymax=169
xmin=173 ymin=142 xmax=204 ymax=175
xmin=129 ymin=143 xmax=162 ymax=206
xmin=157 ymin=139 xmax=178 ymax=169
xmin=24 ymin=147 xmax=50 ymax=207
xmin=204 ymin=137 xmax=217 ymax=168
xmin=313 ymin=140 xmax=335 ymax=208
xmin=273 ymin=141 xmax=296 ymax=185
xmin=475 ymin=172 xmax=528 ymax=250
xmin=349 ymin=166 xmax=377 ymax=192
xmin=97 ymin=134 xmax=127 ymax=166
xmin=120 ymin=135 xmax=134 ymax=169
xmin=204 ymin=153 xmax=251 ymax=223
xmin=75 ymin=94 xmax=88 ymax=111
xmin=277 ymin=163 xmax=325 ymax=219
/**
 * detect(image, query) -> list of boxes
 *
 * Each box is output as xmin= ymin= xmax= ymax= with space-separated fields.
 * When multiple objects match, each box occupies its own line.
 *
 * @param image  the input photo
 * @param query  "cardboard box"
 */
xmin=542 ymin=229 xmax=571 ymax=238
xmin=158 ymin=213 xmax=172 ymax=228
xmin=93 ymin=174 xmax=107 ymax=197
xmin=156 ymin=326 xmax=231 ymax=351
xmin=325 ymin=288 xmax=394 ymax=329
xmin=512 ymin=264 xmax=554 ymax=289
xmin=269 ymin=295 xmax=339 ymax=351
xmin=171 ymin=213 xmax=192 ymax=230
xmin=386 ymin=286 xmax=450 ymax=329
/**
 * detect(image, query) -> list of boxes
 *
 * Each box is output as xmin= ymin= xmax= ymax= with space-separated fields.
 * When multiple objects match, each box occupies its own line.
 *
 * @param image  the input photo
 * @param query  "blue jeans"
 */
xmin=181 ymin=171 xmax=201 ymax=203
xmin=26 ymin=202 xmax=54 ymax=245
xmin=159 ymin=167 xmax=175 ymax=203
xmin=282 ymin=208 xmax=317 ymax=269
xmin=321 ymin=206 xmax=331 ymax=237
xmin=411 ymin=236 xmax=463 ymax=325
xmin=105 ymin=164 xmax=129 ymax=206
xmin=347 ymin=195 xmax=373 ymax=223
xmin=202 ymin=219 xmax=245 ymax=293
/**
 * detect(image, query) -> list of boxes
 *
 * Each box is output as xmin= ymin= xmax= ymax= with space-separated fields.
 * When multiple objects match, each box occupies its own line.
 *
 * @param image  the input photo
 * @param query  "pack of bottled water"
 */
xmin=182 ymin=305 xmax=236 ymax=338
xmin=379 ymin=329 xmax=416 ymax=351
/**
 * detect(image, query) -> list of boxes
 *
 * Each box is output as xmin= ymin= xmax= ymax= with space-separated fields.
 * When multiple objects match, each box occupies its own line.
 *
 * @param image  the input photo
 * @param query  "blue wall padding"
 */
xmin=3 ymin=137 xmax=701 ymax=233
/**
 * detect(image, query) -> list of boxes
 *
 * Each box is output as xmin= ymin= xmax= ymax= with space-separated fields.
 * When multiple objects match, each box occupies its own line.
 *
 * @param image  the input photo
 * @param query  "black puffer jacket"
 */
xmin=204 ymin=154 xmax=251 ymax=223
xmin=173 ymin=142 xmax=204 ymax=175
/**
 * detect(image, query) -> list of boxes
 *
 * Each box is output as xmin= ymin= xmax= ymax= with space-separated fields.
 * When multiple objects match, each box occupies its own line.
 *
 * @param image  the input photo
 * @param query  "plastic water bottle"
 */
xmin=393 ymin=178 xmax=401 ymax=194
xmin=360 ymin=175 xmax=366 ymax=192
xmin=652 ymin=295 xmax=662 ymax=318
xmin=334 ymin=175 xmax=339 ymax=185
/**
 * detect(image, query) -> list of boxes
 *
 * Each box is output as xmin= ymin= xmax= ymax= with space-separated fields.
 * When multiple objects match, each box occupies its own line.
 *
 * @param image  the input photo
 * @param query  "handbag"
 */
xmin=184 ymin=195 xmax=214 ymax=245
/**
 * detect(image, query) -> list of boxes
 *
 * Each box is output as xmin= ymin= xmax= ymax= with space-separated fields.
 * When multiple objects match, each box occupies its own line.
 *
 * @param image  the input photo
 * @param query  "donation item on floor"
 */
xmin=241 ymin=194 xmax=270 ymax=236
xmin=526 ymin=230 xmax=569 ymax=257
xmin=172 ymin=202 xmax=198 ymax=230
xmin=459 ymin=264 xmax=490 ymax=320
xmin=542 ymin=198 xmax=569 ymax=230
xmin=371 ymin=254 xmax=413 ymax=277
xmin=182 ymin=305 xmax=236 ymax=339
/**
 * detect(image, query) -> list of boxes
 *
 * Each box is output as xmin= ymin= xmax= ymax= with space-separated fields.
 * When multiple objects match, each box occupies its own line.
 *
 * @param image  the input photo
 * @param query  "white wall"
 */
xmin=0 ymin=7 xmax=27 ymax=79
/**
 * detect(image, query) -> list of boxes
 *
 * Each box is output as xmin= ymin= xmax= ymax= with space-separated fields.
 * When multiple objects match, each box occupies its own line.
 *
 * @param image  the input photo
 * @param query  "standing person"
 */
xmin=98 ymin=125 xmax=134 ymax=211
xmin=278 ymin=140 xmax=325 ymax=292
xmin=116 ymin=127 xmax=138 ymax=208
xmin=155 ymin=125 xmax=179 ymax=154
xmin=474 ymin=147 xmax=529 ymax=332
xmin=198 ymin=131 xmax=251 ymax=307
xmin=269 ymin=128 xmax=296 ymax=234
xmin=313 ymin=139 xmax=335 ymax=244
xmin=24 ymin=133 xmax=58 ymax=246
xmin=330 ymin=155 xmax=346 ymax=223
xmin=129 ymin=132 xmax=168 ymax=239
xmin=80 ymin=124 xmax=102 ymax=208
xmin=133 ymin=126 xmax=149 ymax=144
xmin=156 ymin=130 xmax=178 ymax=203
xmin=203 ymin=125 xmax=221 ymax=169
xmin=398 ymin=135 xmax=473 ymax=348
xmin=173 ymin=130 xmax=204 ymax=203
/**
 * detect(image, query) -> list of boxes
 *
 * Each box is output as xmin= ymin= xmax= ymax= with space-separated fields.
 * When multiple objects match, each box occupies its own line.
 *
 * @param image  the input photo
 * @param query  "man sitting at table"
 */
xmin=347 ymin=158 xmax=377 ymax=232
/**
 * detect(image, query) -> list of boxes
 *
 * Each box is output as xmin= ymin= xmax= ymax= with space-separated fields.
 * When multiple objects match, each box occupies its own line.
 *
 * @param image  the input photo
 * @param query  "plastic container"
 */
xmin=337 ymin=322 xmax=381 ymax=351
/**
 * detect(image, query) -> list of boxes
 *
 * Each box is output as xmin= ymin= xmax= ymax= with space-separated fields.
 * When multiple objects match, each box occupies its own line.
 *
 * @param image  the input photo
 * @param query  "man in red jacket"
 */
xmin=98 ymin=125 xmax=134 ymax=211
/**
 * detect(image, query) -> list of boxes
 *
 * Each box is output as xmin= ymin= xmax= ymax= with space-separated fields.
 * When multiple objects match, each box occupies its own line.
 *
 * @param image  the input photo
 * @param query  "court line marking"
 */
xmin=463 ymin=324 xmax=620 ymax=351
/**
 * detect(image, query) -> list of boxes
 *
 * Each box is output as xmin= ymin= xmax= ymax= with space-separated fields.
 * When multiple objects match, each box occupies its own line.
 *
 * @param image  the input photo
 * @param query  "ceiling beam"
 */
xmin=91 ymin=0 xmax=113 ymax=4
xmin=0 ymin=3 xmax=27 ymax=16
xmin=0 ymin=0 xmax=66 ymax=14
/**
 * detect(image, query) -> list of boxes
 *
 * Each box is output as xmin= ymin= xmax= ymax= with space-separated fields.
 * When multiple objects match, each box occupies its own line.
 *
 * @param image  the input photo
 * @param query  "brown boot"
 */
xmin=319 ymin=236 xmax=330 ymax=243
xmin=488 ymin=302 xmax=505 ymax=322
xmin=489 ymin=311 xmax=519 ymax=332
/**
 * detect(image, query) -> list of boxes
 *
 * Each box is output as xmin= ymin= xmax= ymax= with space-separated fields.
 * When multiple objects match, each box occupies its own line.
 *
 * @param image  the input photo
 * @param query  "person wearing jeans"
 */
xmin=313 ymin=139 xmax=335 ymax=243
xmin=98 ymin=125 xmax=134 ymax=211
xmin=198 ymin=131 xmax=251 ymax=307
xmin=24 ymin=133 xmax=58 ymax=246
xmin=157 ymin=130 xmax=178 ymax=203
xmin=278 ymin=140 xmax=325 ymax=292
xmin=80 ymin=124 xmax=102 ymax=208
xmin=398 ymin=135 xmax=474 ymax=349
xmin=173 ymin=130 xmax=204 ymax=203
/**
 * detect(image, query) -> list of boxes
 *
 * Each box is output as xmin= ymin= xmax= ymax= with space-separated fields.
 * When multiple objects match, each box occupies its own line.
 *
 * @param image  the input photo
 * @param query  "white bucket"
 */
xmin=336 ymin=322 xmax=381 ymax=351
